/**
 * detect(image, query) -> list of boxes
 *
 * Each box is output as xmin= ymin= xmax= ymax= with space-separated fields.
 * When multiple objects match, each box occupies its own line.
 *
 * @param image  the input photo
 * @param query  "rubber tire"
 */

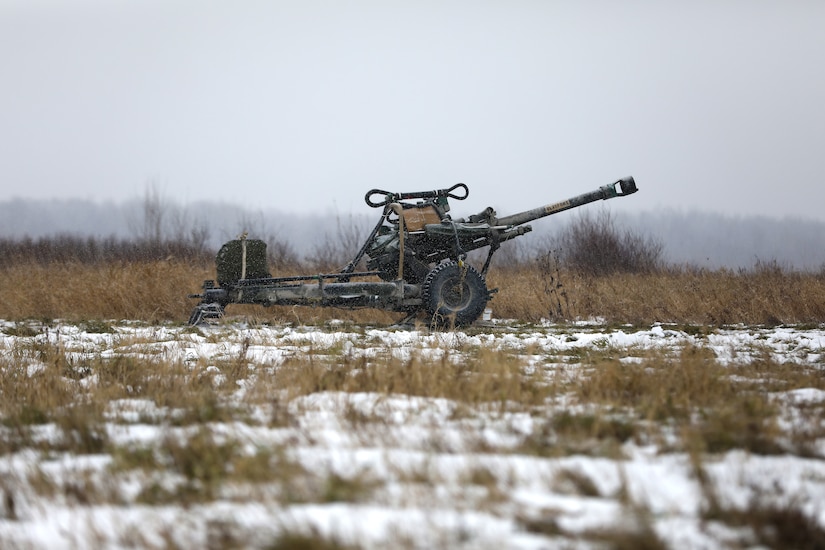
xmin=422 ymin=261 xmax=488 ymax=327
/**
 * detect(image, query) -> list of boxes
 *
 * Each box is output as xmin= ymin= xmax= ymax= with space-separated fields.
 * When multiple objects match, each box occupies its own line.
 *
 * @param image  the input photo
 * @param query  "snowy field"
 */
xmin=1 ymin=318 xmax=824 ymax=549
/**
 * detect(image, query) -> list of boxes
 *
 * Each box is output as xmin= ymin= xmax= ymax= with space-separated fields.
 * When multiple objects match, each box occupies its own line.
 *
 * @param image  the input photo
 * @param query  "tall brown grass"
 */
xmin=488 ymin=262 xmax=825 ymax=326
xmin=1 ymin=258 xmax=824 ymax=325
xmin=0 ymin=260 xmax=210 ymax=322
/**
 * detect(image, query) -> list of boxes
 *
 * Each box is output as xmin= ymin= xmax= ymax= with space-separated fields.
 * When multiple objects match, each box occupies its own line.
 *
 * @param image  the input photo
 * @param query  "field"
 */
xmin=1 ymin=258 xmax=825 ymax=326
xmin=1 ymin=255 xmax=825 ymax=548
xmin=0 ymin=319 xmax=824 ymax=549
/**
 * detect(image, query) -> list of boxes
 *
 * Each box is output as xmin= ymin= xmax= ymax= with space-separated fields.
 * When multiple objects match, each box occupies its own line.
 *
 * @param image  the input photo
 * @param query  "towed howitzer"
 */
xmin=188 ymin=176 xmax=638 ymax=326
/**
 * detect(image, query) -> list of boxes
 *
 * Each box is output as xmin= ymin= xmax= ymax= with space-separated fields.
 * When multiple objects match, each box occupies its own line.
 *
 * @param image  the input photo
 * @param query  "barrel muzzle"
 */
xmin=617 ymin=176 xmax=637 ymax=196
xmin=599 ymin=176 xmax=638 ymax=199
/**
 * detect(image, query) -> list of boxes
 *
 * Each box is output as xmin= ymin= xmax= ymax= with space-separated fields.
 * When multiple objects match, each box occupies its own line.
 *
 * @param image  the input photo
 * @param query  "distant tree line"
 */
xmin=5 ymin=210 xmax=825 ymax=280
xmin=0 ymin=209 xmax=668 ymax=278
xmin=2 ymin=183 xmax=824 ymax=273
xmin=0 ymin=234 xmax=211 ymax=268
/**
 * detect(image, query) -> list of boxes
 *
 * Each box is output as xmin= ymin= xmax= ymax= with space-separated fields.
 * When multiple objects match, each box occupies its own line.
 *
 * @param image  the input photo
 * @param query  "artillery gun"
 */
xmin=188 ymin=176 xmax=638 ymax=326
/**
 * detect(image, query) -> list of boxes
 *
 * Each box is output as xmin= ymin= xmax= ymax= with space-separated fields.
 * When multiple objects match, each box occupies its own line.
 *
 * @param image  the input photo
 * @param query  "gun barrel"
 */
xmin=494 ymin=176 xmax=637 ymax=227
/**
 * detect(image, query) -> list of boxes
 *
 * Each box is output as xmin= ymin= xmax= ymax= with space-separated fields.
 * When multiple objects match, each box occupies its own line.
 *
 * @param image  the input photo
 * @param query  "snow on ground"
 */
xmin=0 ymin=319 xmax=824 ymax=548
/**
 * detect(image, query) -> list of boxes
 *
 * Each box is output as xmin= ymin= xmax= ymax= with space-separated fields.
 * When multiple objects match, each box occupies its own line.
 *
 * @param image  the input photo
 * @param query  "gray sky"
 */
xmin=2 ymin=0 xmax=824 ymax=219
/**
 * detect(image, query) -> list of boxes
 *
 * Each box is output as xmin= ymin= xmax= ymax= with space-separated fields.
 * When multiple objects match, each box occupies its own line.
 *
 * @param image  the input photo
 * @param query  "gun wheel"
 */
xmin=422 ymin=261 xmax=489 ymax=327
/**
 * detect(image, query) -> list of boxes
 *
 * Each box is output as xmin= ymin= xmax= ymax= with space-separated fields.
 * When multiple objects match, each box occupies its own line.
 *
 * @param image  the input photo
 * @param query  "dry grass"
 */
xmin=269 ymin=346 xmax=554 ymax=409
xmin=4 ymin=321 xmax=822 ymax=462
xmin=1 ymin=315 xmax=824 ymax=547
xmin=0 ymin=261 xmax=209 ymax=322
xmin=1 ymin=253 xmax=824 ymax=546
xmin=487 ymin=264 xmax=825 ymax=326
xmin=1 ymin=260 xmax=824 ymax=326
xmin=569 ymin=347 xmax=809 ymax=455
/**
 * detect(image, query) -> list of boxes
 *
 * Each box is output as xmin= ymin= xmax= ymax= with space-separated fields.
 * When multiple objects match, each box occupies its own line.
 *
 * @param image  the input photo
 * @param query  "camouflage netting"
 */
xmin=216 ymin=239 xmax=271 ymax=286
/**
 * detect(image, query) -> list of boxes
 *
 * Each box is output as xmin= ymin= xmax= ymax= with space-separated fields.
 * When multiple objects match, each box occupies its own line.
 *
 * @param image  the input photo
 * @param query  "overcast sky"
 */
xmin=2 ymin=0 xmax=824 ymax=220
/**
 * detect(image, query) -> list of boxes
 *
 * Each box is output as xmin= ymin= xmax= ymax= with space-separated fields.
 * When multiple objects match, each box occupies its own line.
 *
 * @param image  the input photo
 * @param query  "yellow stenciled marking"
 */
xmin=544 ymin=200 xmax=571 ymax=214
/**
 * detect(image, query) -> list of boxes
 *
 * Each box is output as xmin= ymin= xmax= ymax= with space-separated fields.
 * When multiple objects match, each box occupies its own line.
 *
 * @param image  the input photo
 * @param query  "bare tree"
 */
xmin=140 ymin=181 xmax=166 ymax=245
xmin=305 ymin=213 xmax=368 ymax=272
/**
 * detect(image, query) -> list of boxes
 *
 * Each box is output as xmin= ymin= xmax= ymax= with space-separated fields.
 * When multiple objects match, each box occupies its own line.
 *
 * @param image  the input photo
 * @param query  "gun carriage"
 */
xmin=188 ymin=177 xmax=638 ymax=326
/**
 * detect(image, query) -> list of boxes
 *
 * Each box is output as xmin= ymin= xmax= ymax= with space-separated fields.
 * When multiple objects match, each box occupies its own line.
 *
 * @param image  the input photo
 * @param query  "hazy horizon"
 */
xmin=2 ymin=194 xmax=824 ymax=271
